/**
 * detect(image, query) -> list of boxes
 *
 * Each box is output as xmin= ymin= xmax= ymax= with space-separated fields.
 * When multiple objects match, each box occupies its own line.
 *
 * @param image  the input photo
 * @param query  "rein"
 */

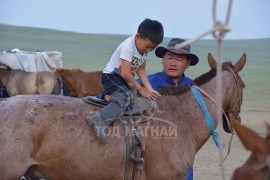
xmin=254 ymin=155 xmax=270 ymax=180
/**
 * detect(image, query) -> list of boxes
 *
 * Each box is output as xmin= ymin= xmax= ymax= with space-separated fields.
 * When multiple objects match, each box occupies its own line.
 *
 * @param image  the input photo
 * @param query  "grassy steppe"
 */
xmin=1 ymin=23 xmax=270 ymax=110
xmin=1 ymin=23 xmax=270 ymax=180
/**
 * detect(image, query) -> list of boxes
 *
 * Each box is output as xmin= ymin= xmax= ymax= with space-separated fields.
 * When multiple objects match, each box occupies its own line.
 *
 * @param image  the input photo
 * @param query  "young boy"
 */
xmin=86 ymin=18 xmax=164 ymax=144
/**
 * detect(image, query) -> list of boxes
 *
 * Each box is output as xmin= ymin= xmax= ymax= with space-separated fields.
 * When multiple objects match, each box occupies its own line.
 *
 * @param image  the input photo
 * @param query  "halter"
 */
xmin=194 ymin=67 xmax=243 ymax=131
xmin=254 ymin=155 xmax=270 ymax=180
xmin=225 ymin=67 xmax=243 ymax=113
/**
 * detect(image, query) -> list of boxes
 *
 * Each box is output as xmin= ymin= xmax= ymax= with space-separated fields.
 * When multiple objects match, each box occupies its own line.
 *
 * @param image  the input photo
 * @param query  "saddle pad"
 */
xmin=125 ymin=96 xmax=151 ymax=116
xmin=0 ymin=50 xmax=63 ymax=72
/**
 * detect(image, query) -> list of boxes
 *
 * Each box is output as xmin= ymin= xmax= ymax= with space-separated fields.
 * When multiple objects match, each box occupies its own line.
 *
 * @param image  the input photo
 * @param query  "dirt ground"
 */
xmin=194 ymin=104 xmax=270 ymax=180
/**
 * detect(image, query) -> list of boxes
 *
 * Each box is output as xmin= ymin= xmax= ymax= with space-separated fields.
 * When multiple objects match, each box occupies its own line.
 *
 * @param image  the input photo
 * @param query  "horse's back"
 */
xmin=0 ymin=95 xmax=127 ymax=179
xmin=0 ymin=95 xmax=91 ymax=157
xmin=0 ymin=69 xmax=61 ymax=96
xmin=4 ymin=70 xmax=38 ymax=95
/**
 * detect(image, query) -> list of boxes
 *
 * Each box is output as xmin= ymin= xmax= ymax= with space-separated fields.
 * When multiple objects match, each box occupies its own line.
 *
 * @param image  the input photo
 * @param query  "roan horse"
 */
xmin=230 ymin=113 xmax=270 ymax=180
xmin=0 ymin=53 xmax=246 ymax=179
xmin=0 ymin=68 xmax=62 ymax=96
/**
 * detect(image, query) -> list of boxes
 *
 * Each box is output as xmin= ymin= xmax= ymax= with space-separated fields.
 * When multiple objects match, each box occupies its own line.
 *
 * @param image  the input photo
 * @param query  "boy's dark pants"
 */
xmin=86 ymin=73 xmax=133 ymax=144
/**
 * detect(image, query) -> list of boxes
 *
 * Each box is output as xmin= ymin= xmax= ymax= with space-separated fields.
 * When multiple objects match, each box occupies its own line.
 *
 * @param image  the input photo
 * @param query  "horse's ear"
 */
xmin=234 ymin=53 xmax=247 ymax=73
xmin=208 ymin=52 xmax=217 ymax=69
xmin=229 ymin=113 xmax=265 ymax=155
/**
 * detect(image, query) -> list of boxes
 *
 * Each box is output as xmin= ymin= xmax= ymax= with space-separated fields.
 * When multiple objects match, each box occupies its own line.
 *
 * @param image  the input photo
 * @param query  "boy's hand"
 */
xmin=149 ymin=89 xmax=161 ymax=97
xmin=138 ymin=87 xmax=159 ymax=101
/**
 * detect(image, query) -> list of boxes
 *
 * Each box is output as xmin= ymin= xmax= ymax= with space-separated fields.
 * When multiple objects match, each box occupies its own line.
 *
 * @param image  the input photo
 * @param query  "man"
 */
xmin=143 ymin=38 xmax=199 ymax=91
xmin=138 ymin=38 xmax=199 ymax=180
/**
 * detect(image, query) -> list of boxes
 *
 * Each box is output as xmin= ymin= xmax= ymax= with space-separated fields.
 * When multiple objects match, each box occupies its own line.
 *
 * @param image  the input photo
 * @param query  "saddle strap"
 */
xmin=122 ymin=116 xmax=145 ymax=180
xmin=123 ymin=121 xmax=130 ymax=180
xmin=130 ymin=117 xmax=144 ymax=180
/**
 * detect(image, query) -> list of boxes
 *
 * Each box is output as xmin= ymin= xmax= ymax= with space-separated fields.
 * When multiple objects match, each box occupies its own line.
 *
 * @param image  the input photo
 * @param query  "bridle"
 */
xmin=193 ymin=66 xmax=243 ymax=132
xmin=225 ymin=67 xmax=243 ymax=114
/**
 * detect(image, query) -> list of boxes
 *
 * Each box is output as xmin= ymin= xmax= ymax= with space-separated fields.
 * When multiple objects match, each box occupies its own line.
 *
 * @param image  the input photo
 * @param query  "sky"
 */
xmin=0 ymin=0 xmax=269 ymax=40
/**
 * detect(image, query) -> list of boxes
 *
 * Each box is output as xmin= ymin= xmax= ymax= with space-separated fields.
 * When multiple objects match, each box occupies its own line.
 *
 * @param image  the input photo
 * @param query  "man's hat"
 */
xmin=155 ymin=38 xmax=199 ymax=66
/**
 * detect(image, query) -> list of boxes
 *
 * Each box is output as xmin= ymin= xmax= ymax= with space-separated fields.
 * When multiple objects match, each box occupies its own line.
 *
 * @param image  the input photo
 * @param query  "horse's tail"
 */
xmin=53 ymin=76 xmax=63 ymax=95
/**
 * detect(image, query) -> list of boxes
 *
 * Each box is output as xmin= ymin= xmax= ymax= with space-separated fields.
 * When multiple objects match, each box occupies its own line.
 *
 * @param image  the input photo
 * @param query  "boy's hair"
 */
xmin=137 ymin=18 xmax=164 ymax=45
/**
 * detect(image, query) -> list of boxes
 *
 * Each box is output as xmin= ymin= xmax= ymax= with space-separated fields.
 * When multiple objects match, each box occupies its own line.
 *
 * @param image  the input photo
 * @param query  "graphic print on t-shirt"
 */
xmin=130 ymin=54 xmax=145 ymax=74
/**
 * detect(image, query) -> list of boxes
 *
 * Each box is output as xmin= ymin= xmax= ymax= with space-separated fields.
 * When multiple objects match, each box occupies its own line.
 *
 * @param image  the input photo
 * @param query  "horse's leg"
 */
xmin=62 ymin=84 xmax=71 ymax=96
xmin=24 ymin=166 xmax=46 ymax=180
xmin=52 ymin=76 xmax=63 ymax=95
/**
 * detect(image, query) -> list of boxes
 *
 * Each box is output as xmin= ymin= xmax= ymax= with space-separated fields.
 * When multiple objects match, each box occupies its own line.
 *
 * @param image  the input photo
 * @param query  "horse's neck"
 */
xmin=193 ymin=72 xmax=236 ymax=150
xmin=199 ymin=71 xmax=236 ymax=111
xmin=156 ymin=75 xmax=234 ymax=154
xmin=156 ymin=91 xmax=215 ymax=154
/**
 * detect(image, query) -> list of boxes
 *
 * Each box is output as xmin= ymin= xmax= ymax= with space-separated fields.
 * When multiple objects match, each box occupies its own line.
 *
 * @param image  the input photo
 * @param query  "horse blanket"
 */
xmin=0 ymin=49 xmax=63 ymax=72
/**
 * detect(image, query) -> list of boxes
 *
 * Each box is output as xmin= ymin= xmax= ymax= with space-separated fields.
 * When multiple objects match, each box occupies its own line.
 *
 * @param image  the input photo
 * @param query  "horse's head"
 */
xmin=230 ymin=113 xmax=270 ymax=180
xmin=208 ymin=53 xmax=246 ymax=133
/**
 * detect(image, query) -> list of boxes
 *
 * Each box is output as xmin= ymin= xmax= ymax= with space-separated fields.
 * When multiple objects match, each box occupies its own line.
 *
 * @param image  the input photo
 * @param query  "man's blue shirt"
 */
xmin=138 ymin=70 xmax=193 ymax=90
xmin=137 ymin=70 xmax=194 ymax=180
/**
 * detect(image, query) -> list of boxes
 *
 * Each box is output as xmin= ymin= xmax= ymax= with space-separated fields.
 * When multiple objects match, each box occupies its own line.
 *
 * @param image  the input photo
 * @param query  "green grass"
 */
xmin=1 ymin=23 xmax=270 ymax=109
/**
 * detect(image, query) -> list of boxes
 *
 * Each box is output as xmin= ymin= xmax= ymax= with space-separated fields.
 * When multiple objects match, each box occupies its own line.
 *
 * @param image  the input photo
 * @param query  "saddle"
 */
xmin=83 ymin=95 xmax=156 ymax=179
xmin=83 ymin=94 xmax=153 ymax=116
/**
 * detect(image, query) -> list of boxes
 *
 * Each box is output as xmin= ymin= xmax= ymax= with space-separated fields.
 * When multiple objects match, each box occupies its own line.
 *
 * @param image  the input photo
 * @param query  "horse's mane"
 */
xmin=159 ymin=61 xmax=233 ymax=96
xmin=159 ymin=84 xmax=190 ymax=96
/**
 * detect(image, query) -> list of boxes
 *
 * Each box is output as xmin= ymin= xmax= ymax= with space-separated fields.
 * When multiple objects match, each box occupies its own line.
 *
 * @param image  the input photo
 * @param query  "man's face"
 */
xmin=162 ymin=51 xmax=190 ymax=79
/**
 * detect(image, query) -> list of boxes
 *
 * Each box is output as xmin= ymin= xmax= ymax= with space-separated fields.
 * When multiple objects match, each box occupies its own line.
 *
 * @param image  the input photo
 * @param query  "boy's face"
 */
xmin=135 ymin=34 xmax=158 ymax=55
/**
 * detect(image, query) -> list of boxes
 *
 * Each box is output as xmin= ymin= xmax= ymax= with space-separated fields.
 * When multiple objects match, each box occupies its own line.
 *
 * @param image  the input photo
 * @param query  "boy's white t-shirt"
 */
xmin=103 ymin=35 xmax=147 ymax=75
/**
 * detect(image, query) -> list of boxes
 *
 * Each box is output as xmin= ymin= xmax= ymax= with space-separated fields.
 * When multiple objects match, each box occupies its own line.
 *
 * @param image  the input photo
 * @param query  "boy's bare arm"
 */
xmin=137 ymin=62 xmax=161 ymax=97
xmin=120 ymin=60 xmax=158 ymax=100
xmin=120 ymin=59 xmax=143 ymax=90
xmin=136 ymin=61 xmax=153 ymax=91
